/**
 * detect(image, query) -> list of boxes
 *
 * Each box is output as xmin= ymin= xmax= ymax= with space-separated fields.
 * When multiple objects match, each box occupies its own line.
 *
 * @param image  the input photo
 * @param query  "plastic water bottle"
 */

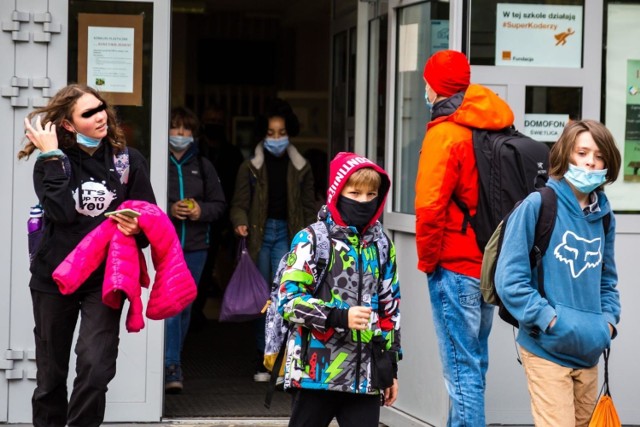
xmin=28 ymin=205 xmax=43 ymax=234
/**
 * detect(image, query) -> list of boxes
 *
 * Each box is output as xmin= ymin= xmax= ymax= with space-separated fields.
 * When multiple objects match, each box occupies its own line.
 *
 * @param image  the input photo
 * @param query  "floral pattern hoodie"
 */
xmin=278 ymin=152 xmax=401 ymax=395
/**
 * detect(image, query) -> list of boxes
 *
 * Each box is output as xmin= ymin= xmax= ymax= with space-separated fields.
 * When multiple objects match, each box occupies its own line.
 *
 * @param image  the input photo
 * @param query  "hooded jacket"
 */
xmin=229 ymin=141 xmax=316 ymax=261
xmin=278 ymin=152 xmax=401 ymax=395
xmin=52 ymin=201 xmax=197 ymax=333
xmin=495 ymin=178 xmax=620 ymax=368
xmin=29 ymin=143 xmax=156 ymax=294
xmin=168 ymin=143 xmax=227 ymax=251
xmin=415 ymin=84 xmax=515 ymax=276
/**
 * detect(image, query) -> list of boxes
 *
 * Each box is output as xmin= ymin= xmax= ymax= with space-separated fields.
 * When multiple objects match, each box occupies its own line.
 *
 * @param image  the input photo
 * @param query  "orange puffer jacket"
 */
xmin=415 ymin=84 xmax=514 ymax=277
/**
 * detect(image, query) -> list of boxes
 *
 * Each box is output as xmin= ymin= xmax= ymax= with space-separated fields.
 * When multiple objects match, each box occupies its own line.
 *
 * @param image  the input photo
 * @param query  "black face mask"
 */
xmin=203 ymin=124 xmax=226 ymax=142
xmin=337 ymin=196 xmax=378 ymax=230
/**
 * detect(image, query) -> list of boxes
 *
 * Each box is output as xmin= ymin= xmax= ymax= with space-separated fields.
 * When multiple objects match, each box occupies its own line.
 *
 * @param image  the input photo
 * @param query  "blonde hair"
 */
xmin=17 ymin=84 xmax=126 ymax=160
xmin=346 ymin=167 xmax=381 ymax=191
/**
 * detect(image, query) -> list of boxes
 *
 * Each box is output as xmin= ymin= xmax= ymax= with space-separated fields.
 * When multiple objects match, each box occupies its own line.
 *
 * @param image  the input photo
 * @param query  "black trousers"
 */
xmin=288 ymin=388 xmax=381 ymax=427
xmin=31 ymin=289 xmax=123 ymax=427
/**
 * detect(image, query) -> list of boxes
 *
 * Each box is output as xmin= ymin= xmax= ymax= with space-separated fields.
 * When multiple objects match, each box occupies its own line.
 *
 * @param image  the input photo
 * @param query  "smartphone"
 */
xmin=104 ymin=208 xmax=141 ymax=218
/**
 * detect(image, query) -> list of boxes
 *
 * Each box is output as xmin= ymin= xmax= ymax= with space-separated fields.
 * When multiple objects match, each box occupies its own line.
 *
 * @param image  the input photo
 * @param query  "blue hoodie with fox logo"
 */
xmin=495 ymin=178 xmax=620 ymax=368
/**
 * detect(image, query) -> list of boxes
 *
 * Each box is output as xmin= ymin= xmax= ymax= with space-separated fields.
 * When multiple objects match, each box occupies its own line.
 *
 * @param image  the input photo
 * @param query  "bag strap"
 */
xmin=264 ymin=220 xmax=333 ymax=409
xmin=308 ymin=220 xmax=332 ymax=286
xmin=264 ymin=328 xmax=290 ymax=408
xmin=588 ymin=348 xmax=613 ymax=422
xmin=603 ymin=348 xmax=611 ymax=396
xmin=519 ymin=187 xmax=557 ymax=340
xmin=531 ymin=187 xmax=557 ymax=299
xmin=451 ymin=127 xmax=496 ymax=235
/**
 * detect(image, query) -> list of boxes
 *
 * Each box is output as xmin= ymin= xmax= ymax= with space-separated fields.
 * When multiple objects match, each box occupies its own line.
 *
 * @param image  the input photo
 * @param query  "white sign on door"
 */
xmin=495 ymin=4 xmax=583 ymax=68
xmin=87 ymin=26 xmax=135 ymax=93
xmin=523 ymin=113 xmax=569 ymax=142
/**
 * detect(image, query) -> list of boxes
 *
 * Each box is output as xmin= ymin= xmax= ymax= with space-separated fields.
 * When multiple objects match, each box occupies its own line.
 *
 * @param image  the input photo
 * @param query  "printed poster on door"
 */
xmin=495 ymin=4 xmax=583 ymax=68
xmin=77 ymin=13 xmax=143 ymax=106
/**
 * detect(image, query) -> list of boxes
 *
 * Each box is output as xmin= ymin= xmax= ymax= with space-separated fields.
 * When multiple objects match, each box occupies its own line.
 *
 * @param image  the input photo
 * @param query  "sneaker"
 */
xmin=165 ymin=364 xmax=183 ymax=394
xmin=254 ymin=352 xmax=270 ymax=382
xmin=165 ymin=379 xmax=183 ymax=394
xmin=254 ymin=370 xmax=271 ymax=382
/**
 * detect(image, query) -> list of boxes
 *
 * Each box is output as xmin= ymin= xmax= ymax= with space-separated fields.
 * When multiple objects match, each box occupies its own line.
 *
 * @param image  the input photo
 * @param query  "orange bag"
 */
xmin=588 ymin=349 xmax=621 ymax=427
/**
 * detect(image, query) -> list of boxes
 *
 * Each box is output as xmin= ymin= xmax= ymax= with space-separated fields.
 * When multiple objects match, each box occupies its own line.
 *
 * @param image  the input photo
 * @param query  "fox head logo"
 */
xmin=553 ymin=231 xmax=602 ymax=278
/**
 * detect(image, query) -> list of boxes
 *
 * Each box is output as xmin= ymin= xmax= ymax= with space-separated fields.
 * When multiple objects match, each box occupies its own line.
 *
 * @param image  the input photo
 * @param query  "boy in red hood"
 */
xmin=277 ymin=152 xmax=401 ymax=427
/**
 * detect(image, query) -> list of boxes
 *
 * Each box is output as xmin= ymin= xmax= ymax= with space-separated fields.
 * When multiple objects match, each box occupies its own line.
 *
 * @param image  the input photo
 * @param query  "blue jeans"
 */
xmin=254 ymin=218 xmax=289 ymax=354
xmin=165 ymin=250 xmax=207 ymax=368
xmin=427 ymin=266 xmax=494 ymax=427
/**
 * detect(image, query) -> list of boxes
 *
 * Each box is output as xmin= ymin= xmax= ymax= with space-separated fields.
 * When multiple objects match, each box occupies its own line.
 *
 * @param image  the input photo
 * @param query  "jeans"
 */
xmin=254 ymin=218 xmax=289 ymax=354
xmin=427 ymin=266 xmax=494 ymax=427
xmin=165 ymin=250 xmax=207 ymax=368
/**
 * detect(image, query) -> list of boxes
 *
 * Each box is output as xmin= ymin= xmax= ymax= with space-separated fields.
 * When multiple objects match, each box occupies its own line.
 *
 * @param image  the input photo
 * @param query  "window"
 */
xmin=68 ymin=1 xmax=154 ymax=162
xmin=604 ymin=2 xmax=640 ymax=212
xmin=367 ymin=14 xmax=388 ymax=168
xmin=393 ymin=1 xmax=449 ymax=214
xmin=523 ymin=86 xmax=582 ymax=143
xmin=468 ymin=0 xmax=585 ymax=68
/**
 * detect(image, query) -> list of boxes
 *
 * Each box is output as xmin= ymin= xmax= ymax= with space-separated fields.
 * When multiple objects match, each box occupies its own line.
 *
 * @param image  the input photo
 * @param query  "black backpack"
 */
xmin=480 ymin=187 xmax=611 ymax=330
xmin=453 ymin=126 xmax=550 ymax=252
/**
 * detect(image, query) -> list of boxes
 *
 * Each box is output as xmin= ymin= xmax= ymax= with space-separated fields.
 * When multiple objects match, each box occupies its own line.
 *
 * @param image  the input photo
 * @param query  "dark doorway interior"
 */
xmin=164 ymin=319 xmax=291 ymax=418
xmin=165 ymin=0 xmax=331 ymax=419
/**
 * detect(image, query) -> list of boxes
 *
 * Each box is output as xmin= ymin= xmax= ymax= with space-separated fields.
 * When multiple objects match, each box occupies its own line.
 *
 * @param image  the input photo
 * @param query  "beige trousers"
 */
xmin=520 ymin=346 xmax=599 ymax=427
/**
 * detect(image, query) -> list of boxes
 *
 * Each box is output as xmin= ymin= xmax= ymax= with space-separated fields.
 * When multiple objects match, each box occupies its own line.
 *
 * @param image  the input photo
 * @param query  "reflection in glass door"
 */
xmin=367 ymin=14 xmax=388 ymax=169
xmin=392 ymin=1 xmax=449 ymax=214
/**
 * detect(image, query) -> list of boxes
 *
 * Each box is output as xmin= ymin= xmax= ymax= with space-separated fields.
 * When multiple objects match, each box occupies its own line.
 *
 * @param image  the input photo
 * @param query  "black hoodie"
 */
xmin=30 ymin=143 xmax=156 ymax=294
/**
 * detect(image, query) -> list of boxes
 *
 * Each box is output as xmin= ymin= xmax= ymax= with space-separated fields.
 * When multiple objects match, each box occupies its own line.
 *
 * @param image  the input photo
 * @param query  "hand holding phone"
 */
xmin=104 ymin=208 xmax=141 ymax=218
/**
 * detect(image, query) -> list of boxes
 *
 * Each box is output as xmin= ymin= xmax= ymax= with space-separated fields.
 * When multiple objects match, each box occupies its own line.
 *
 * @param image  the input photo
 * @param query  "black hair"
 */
xmin=254 ymin=98 xmax=300 ymax=138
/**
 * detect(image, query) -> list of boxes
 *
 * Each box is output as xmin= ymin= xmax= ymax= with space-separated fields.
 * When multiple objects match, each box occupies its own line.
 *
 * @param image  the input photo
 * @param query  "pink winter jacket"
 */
xmin=52 ymin=200 xmax=197 ymax=332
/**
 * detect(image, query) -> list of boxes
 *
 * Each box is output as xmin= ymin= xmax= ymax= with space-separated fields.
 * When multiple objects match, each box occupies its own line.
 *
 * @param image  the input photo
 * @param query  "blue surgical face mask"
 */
xmin=564 ymin=164 xmax=608 ymax=194
xmin=425 ymin=87 xmax=434 ymax=110
xmin=76 ymin=132 xmax=102 ymax=148
xmin=264 ymin=137 xmax=289 ymax=157
xmin=169 ymin=135 xmax=194 ymax=151
xmin=74 ymin=129 xmax=104 ymax=148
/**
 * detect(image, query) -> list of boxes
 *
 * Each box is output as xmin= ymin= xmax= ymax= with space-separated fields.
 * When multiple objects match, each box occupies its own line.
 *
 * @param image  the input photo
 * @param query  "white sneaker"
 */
xmin=254 ymin=371 xmax=271 ymax=382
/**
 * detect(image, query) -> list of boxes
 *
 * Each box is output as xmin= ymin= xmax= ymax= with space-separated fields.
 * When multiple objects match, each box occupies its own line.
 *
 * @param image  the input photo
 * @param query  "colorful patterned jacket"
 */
xmin=278 ymin=152 xmax=401 ymax=395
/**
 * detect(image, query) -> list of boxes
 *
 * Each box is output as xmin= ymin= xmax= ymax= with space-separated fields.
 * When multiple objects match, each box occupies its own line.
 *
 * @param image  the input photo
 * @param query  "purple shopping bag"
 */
xmin=218 ymin=237 xmax=270 ymax=322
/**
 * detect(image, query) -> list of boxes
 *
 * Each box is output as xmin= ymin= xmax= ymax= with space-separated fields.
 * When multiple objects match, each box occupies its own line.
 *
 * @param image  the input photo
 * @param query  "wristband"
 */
xmin=37 ymin=149 xmax=65 ymax=160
